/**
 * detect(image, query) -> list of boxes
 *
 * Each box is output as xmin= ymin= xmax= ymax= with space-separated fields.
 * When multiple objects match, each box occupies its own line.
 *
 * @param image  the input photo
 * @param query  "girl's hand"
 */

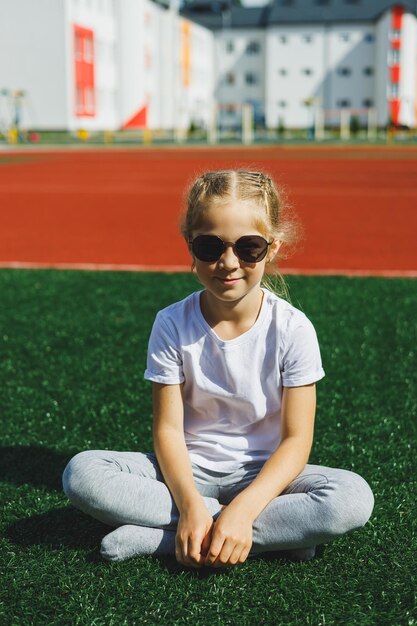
xmin=204 ymin=505 xmax=253 ymax=567
xmin=175 ymin=503 xmax=214 ymax=568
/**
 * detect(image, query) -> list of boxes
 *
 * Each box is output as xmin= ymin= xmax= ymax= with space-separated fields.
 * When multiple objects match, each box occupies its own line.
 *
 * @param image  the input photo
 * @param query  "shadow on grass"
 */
xmin=0 ymin=445 xmax=74 ymax=491
xmin=155 ymin=548 xmax=315 ymax=579
xmin=7 ymin=506 xmax=110 ymax=554
xmin=1 ymin=444 xmax=108 ymax=562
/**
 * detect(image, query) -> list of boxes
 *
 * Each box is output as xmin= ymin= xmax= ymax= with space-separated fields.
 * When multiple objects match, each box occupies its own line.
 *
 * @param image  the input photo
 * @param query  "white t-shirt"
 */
xmin=144 ymin=288 xmax=325 ymax=471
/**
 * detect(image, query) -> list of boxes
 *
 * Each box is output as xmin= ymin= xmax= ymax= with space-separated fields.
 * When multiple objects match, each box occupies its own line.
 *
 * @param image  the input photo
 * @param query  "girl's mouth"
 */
xmin=216 ymin=277 xmax=241 ymax=285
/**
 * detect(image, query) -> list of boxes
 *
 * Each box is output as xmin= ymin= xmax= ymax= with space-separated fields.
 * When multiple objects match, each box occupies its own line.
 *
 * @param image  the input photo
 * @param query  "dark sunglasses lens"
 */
xmin=235 ymin=236 xmax=269 ymax=262
xmin=192 ymin=236 xmax=223 ymax=262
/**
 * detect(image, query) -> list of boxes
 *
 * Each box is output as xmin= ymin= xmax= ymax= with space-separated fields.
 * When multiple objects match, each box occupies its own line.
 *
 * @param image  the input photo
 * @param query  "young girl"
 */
xmin=63 ymin=169 xmax=374 ymax=568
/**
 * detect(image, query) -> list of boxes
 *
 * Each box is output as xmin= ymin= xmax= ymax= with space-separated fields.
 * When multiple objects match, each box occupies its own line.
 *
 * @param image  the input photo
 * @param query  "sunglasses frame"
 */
xmin=189 ymin=234 xmax=273 ymax=264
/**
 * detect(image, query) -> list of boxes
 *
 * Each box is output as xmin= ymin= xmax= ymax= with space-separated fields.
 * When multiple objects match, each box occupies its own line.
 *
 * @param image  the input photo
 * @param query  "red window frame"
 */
xmin=74 ymin=25 xmax=96 ymax=117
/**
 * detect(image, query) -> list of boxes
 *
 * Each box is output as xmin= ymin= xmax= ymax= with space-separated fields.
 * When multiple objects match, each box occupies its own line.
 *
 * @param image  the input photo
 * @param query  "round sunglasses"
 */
xmin=190 ymin=234 xmax=273 ymax=263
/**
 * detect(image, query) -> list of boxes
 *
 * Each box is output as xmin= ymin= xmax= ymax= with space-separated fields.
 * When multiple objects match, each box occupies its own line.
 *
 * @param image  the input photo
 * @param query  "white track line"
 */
xmin=0 ymin=260 xmax=416 ymax=278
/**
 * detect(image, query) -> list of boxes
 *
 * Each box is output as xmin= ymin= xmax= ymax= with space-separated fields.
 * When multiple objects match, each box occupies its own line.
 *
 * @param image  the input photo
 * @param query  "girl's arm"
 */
xmin=152 ymin=382 xmax=215 ymax=568
xmin=204 ymin=383 xmax=316 ymax=567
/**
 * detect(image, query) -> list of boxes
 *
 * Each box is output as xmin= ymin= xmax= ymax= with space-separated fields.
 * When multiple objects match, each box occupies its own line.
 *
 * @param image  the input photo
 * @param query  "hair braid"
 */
xmin=180 ymin=169 xmax=302 ymax=299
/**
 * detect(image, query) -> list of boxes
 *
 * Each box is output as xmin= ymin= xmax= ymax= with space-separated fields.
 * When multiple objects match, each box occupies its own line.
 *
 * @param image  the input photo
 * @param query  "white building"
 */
xmin=0 ymin=0 xmax=214 ymax=132
xmin=0 ymin=0 xmax=416 ymax=133
xmin=183 ymin=0 xmax=417 ymax=129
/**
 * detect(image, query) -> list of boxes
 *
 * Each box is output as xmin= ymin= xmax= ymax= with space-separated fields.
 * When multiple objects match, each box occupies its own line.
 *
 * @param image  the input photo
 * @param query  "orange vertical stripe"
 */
xmin=389 ymin=99 xmax=401 ymax=125
xmin=181 ymin=21 xmax=191 ymax=88
xmin=390 ymin=65 xmax=400 ymax=83
xmin=391 ymin=5 xmax=404 ymax=31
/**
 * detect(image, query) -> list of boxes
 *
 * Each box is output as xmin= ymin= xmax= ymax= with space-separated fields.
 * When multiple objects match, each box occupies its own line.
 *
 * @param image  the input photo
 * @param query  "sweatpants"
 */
xmin=62 ymin=450 xmax=374 ymax=562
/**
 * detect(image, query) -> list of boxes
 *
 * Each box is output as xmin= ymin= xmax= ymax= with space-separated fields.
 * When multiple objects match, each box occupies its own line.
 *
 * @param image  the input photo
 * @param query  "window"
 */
xmin=226 ymin=40 xmax=234 ymax=53
xmin=144 ymin=46 xmax=152 ymax=69
xmin=390 ymin=49 xmax=400 ymax=63
xmin=74 ymin=25 xmax=95 ymax=118
xmin=225 ymin=72 xmax=235 ymax=85
xmin=302 ymin=34 xmax=313 ymax=43
xmin=278 ymin=0 xmax=293 ymax=5
xmin=278 ymin=35 xmax=288 ymax=44
xmin=363 ymin=66 xmax=374 ymax=76
xmin=277 ymin=100 xmax=287 ymax=108
xmin=85 ymin=87 xmax=95 ymax=114
xmin=246 ymin=41 xmax=260 ymax=54
xmin=223 ymin=104 xmax=237 ymax=116
xmin=76 ymin=87 xmax=83 ymax=114
xmin=363 ymin=98 xmax=374 ymax=108
xmin=390 ymin=83 xmax=399 ymax=97
xmin=245 ymin=72 xmax=258 ymax=85
xmin=84 ymin=37 xmax=94 ymax=62
xmin=364 ymin=33 xmax=374 ymax=43
xmin=75 ymin=34 xmax=83 ymax=60
xmin=302 ymin=68 xmax=313 ymax=76
xmin=337 ymin=99 xmax=351 ymax=107
xmin=278 ymin=68 xmax=288 ymax=76
xmin=337 ymin=67 xmax=352 ymax=76
xmin=339 ymin=33 xmax=350 ymax=42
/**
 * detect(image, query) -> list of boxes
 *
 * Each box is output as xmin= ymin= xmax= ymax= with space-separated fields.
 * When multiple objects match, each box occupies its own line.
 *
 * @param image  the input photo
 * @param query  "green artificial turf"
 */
xmin=0 ymin=269 xmax=415 ymax=625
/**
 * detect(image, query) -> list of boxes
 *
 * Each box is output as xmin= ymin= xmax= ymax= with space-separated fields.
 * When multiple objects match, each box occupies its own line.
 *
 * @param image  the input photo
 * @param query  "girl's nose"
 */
xmin=218 ymin=245 xmax=240 ymax=269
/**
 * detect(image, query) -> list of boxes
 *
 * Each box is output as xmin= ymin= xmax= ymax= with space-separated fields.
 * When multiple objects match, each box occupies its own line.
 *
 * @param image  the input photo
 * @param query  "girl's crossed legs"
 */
xmin=62 ymin=450 xmax=374 ymax=563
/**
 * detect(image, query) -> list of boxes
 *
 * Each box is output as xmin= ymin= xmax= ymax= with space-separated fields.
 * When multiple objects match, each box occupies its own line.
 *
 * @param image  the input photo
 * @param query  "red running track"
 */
xmin=0 ymin=146 xmax=416 ymax=276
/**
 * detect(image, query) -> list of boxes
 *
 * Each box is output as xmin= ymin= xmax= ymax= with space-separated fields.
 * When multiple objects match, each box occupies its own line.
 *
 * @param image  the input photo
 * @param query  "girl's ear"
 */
xmin=267 ymin=239 xmax=283 ymax=262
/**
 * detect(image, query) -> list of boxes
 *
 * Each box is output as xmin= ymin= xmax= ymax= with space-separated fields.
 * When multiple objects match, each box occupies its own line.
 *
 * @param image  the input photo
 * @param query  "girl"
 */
xmin=63 ymin=169 xmax=374 ymax=568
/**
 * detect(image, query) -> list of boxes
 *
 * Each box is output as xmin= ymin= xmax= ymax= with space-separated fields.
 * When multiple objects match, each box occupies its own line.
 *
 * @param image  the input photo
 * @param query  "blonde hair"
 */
xmin=180 ymin=169 xmax=302 ymax=300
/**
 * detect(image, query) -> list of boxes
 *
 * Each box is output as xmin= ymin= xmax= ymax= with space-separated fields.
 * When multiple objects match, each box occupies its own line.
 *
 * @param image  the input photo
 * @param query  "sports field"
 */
xmin=0 ymin=145 xmax=416 ymax=625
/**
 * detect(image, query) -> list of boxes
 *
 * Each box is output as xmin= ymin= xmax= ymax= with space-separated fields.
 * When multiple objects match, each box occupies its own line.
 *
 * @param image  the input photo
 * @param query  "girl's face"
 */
xmin=190 ymin=200 xmax=281 ymax=306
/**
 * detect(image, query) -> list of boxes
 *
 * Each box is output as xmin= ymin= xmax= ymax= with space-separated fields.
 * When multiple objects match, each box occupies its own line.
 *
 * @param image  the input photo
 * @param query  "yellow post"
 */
xmin=77 ymin=129 xmax=89 ymax=141
xmin=7 ymin=127 xmax=18 ymax=144
xmin=143 ymin=129 xmax=153 ymax=145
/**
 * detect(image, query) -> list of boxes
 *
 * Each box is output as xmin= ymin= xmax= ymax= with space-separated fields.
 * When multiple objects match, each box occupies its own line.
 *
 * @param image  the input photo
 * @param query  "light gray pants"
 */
xmin=62 ymin=450 xmax=374 ymax=562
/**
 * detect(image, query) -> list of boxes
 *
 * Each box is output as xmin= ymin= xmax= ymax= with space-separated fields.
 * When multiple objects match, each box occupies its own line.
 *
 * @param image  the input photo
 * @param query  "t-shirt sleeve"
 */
xmin=144 ymin=311 xmax=184 ymax=385
xmin=281 ymin=313 xmax=325 ymax=387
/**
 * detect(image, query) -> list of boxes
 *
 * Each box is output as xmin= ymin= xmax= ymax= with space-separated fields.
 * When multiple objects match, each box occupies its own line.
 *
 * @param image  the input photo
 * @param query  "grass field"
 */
xmin=1 ymin=268 xmax=416 ymax=625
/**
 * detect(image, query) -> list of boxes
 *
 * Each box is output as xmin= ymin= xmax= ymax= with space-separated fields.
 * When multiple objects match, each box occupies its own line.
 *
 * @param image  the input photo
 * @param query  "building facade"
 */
xmin=184 ymin=0 xmax=417 ymax=129
xmin=0 ymin=0 xmax=416 ymax=132
xmin=0 ymin=0 xmax=214 ymax=132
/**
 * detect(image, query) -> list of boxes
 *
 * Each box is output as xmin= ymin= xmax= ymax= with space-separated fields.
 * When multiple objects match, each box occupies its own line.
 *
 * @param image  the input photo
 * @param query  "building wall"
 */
xmin=215 ymin=29 xmax=265 ymax=126
xmin=0 ymin=0 xmax=67 ymax=130
xmin=66 ymin=0 xmax=118 ymax=130
xmin=400 ymin=11 xmax=417 ymax=127
xmin=266 ymin=25 xmax=325 ymax=129
xmin=175 ymin=18 xmax=215 ymax=131
xmin=117 ymin=2 xmax=215 ymax=130
xmin=117 ymin=0 xmax=148 ymax=130
xmin=144 ymin=0 xmax=164 ymax=129
xmin=326 ymin=24 xmax=376 ymax=114
xmin=375 ymin=8 xmax=391 ymax=126
xmin=219 ymin=22 xmax=379 ymax=129
xmin=159 ymin=9 xmax=176 ymax=129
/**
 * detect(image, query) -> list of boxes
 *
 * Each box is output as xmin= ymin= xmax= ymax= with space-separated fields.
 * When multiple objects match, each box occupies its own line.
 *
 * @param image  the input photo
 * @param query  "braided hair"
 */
xmin=181 ymin=169 xmax=301 ymax=299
